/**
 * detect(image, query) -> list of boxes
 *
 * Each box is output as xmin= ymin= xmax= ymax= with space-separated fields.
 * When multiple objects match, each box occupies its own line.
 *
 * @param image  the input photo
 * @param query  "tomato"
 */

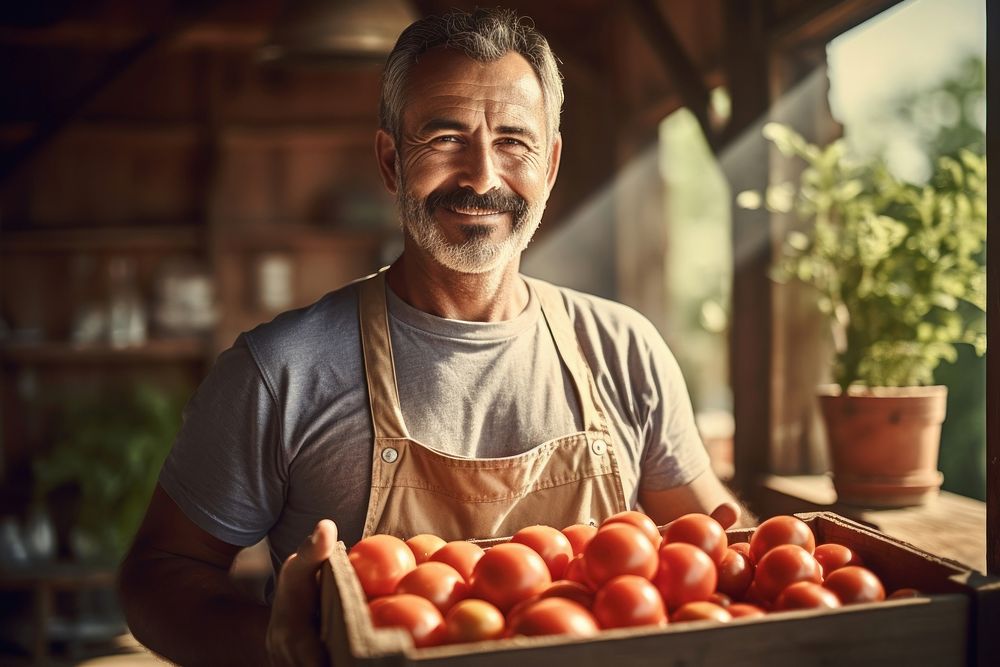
xmin=601 ymin=510 xmax=662 ymax=548
xmin=508 ymin=598 xmax=600 ymax=637
xmin=670 ymin=601 xmax=732 ymax=623
xmin=773 ymin=581 xmax=842 ymax=611
xmin=540 ymin=580 xmax=595 ymax=609
xmin=887 ymin=587 xmax=921 ymax=600
xmin=708 ymin=592 xmax=731 ymax=607
xmin=727 ymin=602 xmax=766 ymax=619
xmin=654 ymin=542 xmax=717 ymax=611
xmin=469 ymin=543 xmax=552 ymax=613
xmin=349 ymin=534 xmax=417 ymax=598
xmin=564 ymin=554 xmax=597 ymax=590
xmin=510 ymin=525 xmax=574 ymax=580
xmin=592 ymin=575 xmax=667 ymax=629
xmin=716 ymin=548 xmax=754 ymax=600
xmin=562 ymin=523 xmax=598 ymax=556
xmin=823 ymin=566 xmax=886 ymax=605
xmin=729 ymin=542 xmax=751 ymax=558
xmin=444 ymin=598 xmax=505 ymax=643
xmin=749 ymin=516 xmax=816 ymax=563
xmin=429 ymin=541 xmax=485 ymax=583
xmin=753 ymin=544 xmax=822 ymax=602
xmin=405 ymin=534 xmax=447 ymax=564
xmin=369 ymin=594 xmax=447 ymax=648
xmin=584 ymin=523 xmax=658 ymax=586
xmin=741 ymin=581 xmax=772 ymax=610
xmin=662 ymin=513 xmax=727 ymax=565
xmin=813 ymin=543 xmax=864 ymax=577
xmin=504 ymin=594 xmax=541 ymax=634
xmin=395 ymin=561 xmax=469 ymax=614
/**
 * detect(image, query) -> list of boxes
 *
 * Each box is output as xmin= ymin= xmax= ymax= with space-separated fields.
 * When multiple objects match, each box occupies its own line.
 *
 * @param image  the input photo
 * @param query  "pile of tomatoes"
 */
xmin=347 ymin=512 xmax=918 ymax=648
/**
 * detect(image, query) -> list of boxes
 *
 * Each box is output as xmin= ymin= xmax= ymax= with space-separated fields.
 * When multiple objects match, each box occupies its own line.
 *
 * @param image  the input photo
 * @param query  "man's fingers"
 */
xmin=710 ymin=502 xmax=740 ymax=530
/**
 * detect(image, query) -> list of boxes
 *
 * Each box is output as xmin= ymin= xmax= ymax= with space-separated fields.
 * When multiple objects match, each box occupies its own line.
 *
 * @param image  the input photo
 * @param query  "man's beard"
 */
xmin=397 ymin=176 xmax=545 ymax=274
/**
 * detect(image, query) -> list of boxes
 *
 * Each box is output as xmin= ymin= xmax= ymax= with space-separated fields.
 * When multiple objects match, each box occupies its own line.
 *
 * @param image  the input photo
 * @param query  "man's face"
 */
xmin=380 ymin=48 xmax=561 ymax=274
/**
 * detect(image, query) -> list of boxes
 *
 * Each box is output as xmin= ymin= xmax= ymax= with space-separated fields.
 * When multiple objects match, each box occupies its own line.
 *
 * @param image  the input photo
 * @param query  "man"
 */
xmin=119 ymin=8 xmax=743 ymax=666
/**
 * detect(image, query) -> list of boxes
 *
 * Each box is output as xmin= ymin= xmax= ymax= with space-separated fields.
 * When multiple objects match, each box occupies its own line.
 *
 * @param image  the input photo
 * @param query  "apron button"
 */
xmin=591 ymin=439 xmax=607 ymax=456
xmin=381 ymin=447 xmax=399 ymax=463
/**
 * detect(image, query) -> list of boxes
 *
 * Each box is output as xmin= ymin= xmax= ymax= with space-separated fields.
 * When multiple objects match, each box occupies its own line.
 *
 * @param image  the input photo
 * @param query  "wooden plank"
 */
xmin=721 ymin=0 xmax=772 ymax=501
xmin=0 ymin=226 xmax=202 ymax=252
xmin=986 ymin=0 xmax=999 ymax=577
xmin=767 ymin=0 xmax=906 ymax=49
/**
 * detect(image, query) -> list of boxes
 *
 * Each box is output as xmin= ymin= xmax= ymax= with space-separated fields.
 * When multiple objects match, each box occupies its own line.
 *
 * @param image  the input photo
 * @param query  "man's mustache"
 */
xmin=425 ymin=187 xmax=528 ymax=221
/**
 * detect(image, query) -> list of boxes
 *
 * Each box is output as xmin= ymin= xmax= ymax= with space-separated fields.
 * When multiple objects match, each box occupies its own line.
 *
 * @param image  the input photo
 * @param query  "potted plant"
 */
xmin=33 ymin=383 xmax=183 ymax=562
xmin=750 ymin=123 xmax=986 ymax=507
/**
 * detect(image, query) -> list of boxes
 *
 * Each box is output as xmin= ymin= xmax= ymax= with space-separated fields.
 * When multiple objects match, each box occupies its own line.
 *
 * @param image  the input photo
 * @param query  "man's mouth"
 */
xmin=446 ymin=206 xmax=505 ymax=216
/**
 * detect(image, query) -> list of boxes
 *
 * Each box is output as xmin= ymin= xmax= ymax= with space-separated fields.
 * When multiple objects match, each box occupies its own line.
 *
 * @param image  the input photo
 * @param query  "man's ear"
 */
xmin=375 ymin=129 xmax=399 ymax=195
xmin=546 ymin=133 xmax=563 ymax=193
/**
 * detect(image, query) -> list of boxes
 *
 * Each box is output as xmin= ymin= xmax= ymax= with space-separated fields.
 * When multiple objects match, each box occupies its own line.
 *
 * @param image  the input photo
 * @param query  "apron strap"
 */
xmin=358 ymin=269 xmax=408 ymax=439
xmin=528 ymin=278 xmax=610 ymax=438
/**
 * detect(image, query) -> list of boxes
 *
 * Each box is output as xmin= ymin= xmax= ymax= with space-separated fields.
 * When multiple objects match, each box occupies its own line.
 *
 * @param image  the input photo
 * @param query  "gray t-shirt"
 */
xmin=159 ymin=276 xmax=709 ymax=570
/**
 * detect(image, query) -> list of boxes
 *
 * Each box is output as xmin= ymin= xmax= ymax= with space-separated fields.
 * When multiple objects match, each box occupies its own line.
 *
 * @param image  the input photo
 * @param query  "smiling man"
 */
xmin=119 ymin=8 xmax=743 ymax=666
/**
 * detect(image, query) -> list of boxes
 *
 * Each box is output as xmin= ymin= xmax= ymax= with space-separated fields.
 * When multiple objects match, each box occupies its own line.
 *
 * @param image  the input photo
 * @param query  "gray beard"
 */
xmin=396 ymin=179 xmax=545 ymax=275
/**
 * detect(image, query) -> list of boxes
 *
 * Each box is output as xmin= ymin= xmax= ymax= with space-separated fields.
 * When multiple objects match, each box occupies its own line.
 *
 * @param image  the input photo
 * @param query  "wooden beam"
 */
xmin=722 ymin=0 xmax=771 ymax=503
xmin=626 ymin=0 xmax=716 ymax=150
xmin=768 ymin=0 xmax=906 ymax=49
xmin=0 ymin=5 xmax=211 ymax=188
xmin=986 ymin=0 xmax=998 ymax=577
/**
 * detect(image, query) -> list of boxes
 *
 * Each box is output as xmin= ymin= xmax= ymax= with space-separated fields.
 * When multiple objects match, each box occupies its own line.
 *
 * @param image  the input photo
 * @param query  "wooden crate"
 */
xmin=320 ymin=512 xmax=1000 ymax=667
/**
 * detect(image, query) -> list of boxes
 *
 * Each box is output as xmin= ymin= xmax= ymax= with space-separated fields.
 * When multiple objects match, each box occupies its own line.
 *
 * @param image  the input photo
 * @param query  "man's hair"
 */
xmin=379 ymin=7 xmax=563 ymax=144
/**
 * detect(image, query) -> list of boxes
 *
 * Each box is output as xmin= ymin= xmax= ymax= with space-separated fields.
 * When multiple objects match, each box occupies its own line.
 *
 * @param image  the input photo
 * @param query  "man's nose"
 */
xmin=456 ymin=144 xmax=502 ymax=195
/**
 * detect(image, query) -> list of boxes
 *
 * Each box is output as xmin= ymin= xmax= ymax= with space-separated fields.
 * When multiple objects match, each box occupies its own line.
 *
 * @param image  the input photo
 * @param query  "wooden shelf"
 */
xmin=212 ymin=224 xmax=394 ymax=251
xmin=0 ymin=338 xmax=210 ymax=364
xmin=0 ymin=226 xmax=204 ymax=253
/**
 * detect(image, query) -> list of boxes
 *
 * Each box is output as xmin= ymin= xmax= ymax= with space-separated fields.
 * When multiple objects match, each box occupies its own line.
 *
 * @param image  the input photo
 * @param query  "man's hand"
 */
xmin=267 ymin=519 xmax=339 ymax=667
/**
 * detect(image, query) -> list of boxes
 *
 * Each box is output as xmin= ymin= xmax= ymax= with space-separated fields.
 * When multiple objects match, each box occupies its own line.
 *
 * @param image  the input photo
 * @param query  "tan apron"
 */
xmin=358 ymin=269 xmax=628 ymax=541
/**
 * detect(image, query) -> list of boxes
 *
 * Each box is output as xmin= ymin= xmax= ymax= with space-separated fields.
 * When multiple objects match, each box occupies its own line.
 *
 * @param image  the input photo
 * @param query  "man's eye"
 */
xmin=434 ymin=135 xmax=461 ymax=144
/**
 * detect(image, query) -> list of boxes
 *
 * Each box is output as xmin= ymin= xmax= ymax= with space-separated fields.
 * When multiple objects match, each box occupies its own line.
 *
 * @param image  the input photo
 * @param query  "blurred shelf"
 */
xmin=1 ymin=226 xmax=204 ymax=253
xmin=213 ymin=224 xmax=394 ymax=251
xmin=0 ymin=338 xmax=210 ymax=364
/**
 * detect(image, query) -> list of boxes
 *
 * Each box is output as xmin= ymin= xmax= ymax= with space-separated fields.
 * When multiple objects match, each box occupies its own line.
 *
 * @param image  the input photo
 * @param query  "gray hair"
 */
xmin=379 ymin=8 xmax=563 ymax=145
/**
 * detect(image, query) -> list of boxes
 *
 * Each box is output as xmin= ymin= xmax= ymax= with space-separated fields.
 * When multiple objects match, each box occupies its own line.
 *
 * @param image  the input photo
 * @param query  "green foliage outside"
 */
xmin=760 ymin=125 xmax=986 ymax=390
xmin=33 ymin=384 xmax=184 ymax=563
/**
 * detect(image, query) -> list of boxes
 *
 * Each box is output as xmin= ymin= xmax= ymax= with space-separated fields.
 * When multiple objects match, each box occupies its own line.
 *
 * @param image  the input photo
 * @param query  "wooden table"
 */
xmin=0 ymin=562 xmax=120 ymax=664
xmin=757 ymin=474 xmax=987 ymax=573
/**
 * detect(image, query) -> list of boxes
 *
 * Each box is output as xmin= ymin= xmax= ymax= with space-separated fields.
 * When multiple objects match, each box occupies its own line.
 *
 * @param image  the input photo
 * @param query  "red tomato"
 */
xmin=601 ymin=510 xmax=662 ymax=548
xmin=708 ymin=592 xmax=732 ymax=608
xmin=540 ymin=580 xmax=595 ymax=609
xmin=429 ymin=541 xmax=485 ymax=583
xmin=716 ymin=548 xmax=754 ymax=599
xmin=395 ymin=561 xmax=469 ymax=614
xmin=662 ymin=513 xmax=727 ymax=564
xmin=349 ymin=534 xmax=416 ymax=598
xmin=509 ymin=598 xmax=600 ymax=637
xmin=564 ymin=554 xmax=597 ymax=590
xmin=469 ymin=543 xmax=552 ymax=613
xmin=654 ymin=542 xmax=718 ymax=611
xmin=369 ymin=594 xmax=446 ymax=648
xmin=562 ymin=523 xmax=598 ymax=556
xmin=510 ymin=525 xmax=574 ymax=580
xmin=753 ymin=544 xmax=822 ymax=602
xmin=584 ymin=523 xmax=659 ymax=586
xmin=504 ymin=594 xmax=541 ymax=634
xmin=741 ymin=581 xmax=772 ymax=610
xmin=749 ymin=516 xmax=816 ymax=563
xmin=813 ymin=543 xmax=864 ymax=577
xmin=444 ymin=599 xmax=505 ymax=643
xmin=670 ymin=601 xmax=732 ymax=623
xmin=773 ymin=581 xmax=842 ymax=611
xmin=727 ymin=602 xmax=766 ymax=619
xmin=729 ymin=542 xmax=751 ymax=558
xmin=823 ymin=566 xmax=886 ymax=605
xmin=405 ymin=534 xmax=447 ymax=564
xmin=888 ymin=587 xmax=921 ymax=600
xmin=592 ymin=575 xmax=668 ymax=629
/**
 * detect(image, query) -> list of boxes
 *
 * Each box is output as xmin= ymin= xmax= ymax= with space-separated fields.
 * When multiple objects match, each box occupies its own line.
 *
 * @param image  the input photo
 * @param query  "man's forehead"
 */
xmin=401 ymin=48 xmax=546 ymax=129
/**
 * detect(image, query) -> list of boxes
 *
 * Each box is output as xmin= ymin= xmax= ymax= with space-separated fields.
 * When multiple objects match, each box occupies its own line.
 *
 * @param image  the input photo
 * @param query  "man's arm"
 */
xmin=119 ymin=484 xmax=337 ymax=666
xmin=638 ymin=469 xmax=755 ymax=529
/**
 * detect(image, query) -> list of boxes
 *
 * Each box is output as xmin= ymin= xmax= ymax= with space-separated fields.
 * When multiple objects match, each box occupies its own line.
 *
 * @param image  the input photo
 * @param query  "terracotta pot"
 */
xmin=817 ymin=385 xmax=947 ymax=507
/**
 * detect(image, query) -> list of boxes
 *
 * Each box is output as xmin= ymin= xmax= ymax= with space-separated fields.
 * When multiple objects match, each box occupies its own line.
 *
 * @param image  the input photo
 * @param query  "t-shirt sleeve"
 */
xmin=634 ymin=324 xmax=711 ymax=492
xmin=158 ymin=335 xmax=286 ymax=547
